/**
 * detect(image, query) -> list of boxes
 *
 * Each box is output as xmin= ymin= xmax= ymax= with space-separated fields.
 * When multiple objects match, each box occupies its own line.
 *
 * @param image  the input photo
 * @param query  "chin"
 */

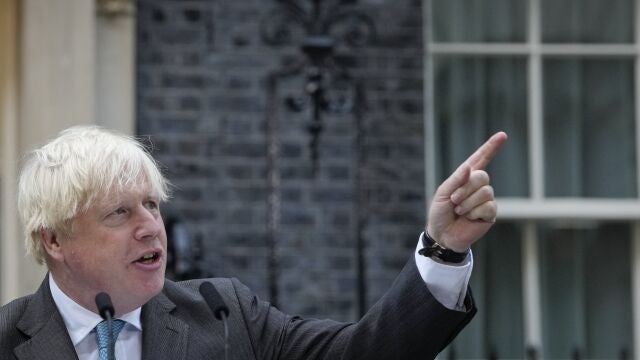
xmin=146 ymin=273 xmax=166 ymax=294
xmin=124 ymin=279 xmax=163 ymax=311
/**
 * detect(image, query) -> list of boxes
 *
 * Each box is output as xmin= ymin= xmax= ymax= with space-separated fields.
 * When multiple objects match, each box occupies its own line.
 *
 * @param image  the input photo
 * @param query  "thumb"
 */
xmin=434 ymin=163 xmax=471 ymax=200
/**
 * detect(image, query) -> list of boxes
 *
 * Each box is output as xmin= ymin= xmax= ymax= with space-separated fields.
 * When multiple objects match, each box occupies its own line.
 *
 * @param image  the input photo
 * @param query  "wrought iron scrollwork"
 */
xmin=261 ymin=1 xmax=375 ymax=46
xmin=260 ymin=0 xmax=375 ymax=172
xmin=326 ymin=9 xmax=375 ymax=47
xmin=262 ymin=0 xmax=374 ymax=315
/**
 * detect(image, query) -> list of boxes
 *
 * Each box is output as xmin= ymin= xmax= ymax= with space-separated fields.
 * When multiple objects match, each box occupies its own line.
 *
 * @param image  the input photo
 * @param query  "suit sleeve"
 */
xmin=230 ymin=258 xmax=476 ymax=360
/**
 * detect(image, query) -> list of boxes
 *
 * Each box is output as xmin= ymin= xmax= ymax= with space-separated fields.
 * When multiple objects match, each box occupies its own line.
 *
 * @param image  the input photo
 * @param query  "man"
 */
xmin=0 ymin=126 xmax=507 ymax=359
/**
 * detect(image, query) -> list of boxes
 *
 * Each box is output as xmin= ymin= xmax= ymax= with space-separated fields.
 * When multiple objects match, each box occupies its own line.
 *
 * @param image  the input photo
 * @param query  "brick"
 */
xmin=162 ymin=73 xmax=206 ymax=89
xmin=209 ymin=96 xmax=265 ymax=113
xmin=233 ymin=187 xmax=267 ymax=203
xmin=280 ymin=142 xmax=303 ymax=159
xmin=222 ymin=142 xmax=265 ymax=158
xmin=281 ymin=188 xmax=302 ymax=202
xmin=326 ymin=165 xmax=350 ymax=180
xmin=280 ymin=209 xmax=316 ymax=226
xmin=280 ymin=165 xmax=314 ymax=180
xmin=311 ymin=188 xmax=353 ymax=203
xmin=179 ymin=96 xmax=202 ymax=111
xmin=157 ymin=29 xmax=204 ymax=45
xmin=155 ymin=117 xmax=200 ymax=133
xmin=226 ymin=165 xmax=253 ymax=180
xmin=183 ymin=9 xmax=201 ymax=23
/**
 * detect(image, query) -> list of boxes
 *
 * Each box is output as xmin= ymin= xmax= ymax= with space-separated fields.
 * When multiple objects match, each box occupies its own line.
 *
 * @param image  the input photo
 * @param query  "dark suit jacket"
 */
xmin=0 ymin=259 xmax=475 ymax=359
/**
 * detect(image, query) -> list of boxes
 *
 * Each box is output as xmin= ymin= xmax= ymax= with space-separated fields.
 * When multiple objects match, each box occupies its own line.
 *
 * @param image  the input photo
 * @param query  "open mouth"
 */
xmin=135 ymin=251 xmax=161 ymax=264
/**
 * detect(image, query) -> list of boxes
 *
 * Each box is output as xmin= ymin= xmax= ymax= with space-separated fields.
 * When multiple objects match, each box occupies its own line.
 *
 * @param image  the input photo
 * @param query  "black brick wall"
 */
xmin=137 ymin=0 xmax=425 ymax=322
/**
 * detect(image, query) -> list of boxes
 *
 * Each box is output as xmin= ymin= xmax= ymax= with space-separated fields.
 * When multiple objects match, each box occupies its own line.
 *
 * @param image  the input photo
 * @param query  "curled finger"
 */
xmin=450 ymin=170 xmax=490 ymax=205
xmin=454 ymin=185 xmax=495 ymax=216
xmin=464 ymin=200 xmax=497 ymax=223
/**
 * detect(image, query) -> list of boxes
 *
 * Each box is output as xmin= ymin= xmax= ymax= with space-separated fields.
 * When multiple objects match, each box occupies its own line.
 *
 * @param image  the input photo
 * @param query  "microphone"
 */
xmin=95 ymin=292 xmax=114 ymax=319
xmin=199 ymin=282 xmax=229 ymax=320
xmin=95 ymin=292 xmax=116 ymax=360
xmin=199 ymin=282 xmax=230 ymax=360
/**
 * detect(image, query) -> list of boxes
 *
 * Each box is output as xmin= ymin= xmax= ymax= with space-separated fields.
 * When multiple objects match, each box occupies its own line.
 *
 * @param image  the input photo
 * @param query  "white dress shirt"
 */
xmin=49 ymin=276 xmax=143 ymax=360
xmin=49 ymin=232 xmax=472 ymax=359
xmin=414 ymin=232 xmax=473 ymax=310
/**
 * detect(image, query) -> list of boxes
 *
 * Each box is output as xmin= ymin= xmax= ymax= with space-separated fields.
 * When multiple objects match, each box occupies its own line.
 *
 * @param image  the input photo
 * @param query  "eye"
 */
xmin=145 ymin=199 xmax=159 ymax=210
xmin=112 ymin=207 xmax=128 ymax=216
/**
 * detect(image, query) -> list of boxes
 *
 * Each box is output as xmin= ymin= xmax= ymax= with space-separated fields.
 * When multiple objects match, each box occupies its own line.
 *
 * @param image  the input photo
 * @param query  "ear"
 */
xmin=40 ymin=229 xmax=64 ymax=262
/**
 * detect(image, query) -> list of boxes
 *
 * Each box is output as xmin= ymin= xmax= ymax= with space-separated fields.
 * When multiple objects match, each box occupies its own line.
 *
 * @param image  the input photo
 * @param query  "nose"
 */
xmin=133 ymin=206 xmax=163 ymax=241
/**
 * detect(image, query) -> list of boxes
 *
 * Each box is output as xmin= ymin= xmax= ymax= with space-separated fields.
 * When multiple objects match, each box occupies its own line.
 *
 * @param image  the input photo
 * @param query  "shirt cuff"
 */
xmin=414 ymin=232 xmax=473 ymax=311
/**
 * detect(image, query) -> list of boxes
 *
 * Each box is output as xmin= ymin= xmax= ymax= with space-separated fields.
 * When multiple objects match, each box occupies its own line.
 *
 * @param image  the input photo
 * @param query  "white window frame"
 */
xmin=424 ymin=0 xmax=640 ymax=357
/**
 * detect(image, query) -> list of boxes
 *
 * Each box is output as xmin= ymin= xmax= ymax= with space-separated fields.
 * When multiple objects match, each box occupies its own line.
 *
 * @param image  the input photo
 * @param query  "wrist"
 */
xmin=418 ymin=231 xmax=469 ymax=264
xmin=425 ymin=226 xmax=470 ymax=253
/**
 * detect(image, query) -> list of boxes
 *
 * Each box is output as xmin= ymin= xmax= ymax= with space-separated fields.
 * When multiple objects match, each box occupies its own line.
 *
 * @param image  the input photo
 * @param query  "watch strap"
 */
xmin=418 ymin=232 xmax=469 ymax=263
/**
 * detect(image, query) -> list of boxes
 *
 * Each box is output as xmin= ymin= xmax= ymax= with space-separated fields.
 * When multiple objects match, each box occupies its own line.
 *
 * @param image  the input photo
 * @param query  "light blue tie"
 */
xmin=95 ymin=319 xmax=126 ymax=360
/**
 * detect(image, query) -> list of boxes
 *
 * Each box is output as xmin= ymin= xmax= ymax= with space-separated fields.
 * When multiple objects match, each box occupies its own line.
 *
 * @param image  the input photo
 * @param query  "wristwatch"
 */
xmin=418 ymin=232 xmax=469 ymax=263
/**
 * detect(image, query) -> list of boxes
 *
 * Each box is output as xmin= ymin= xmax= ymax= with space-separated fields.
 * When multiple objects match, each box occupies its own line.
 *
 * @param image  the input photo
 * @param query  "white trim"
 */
xmin=523 ymin=221 xmax=542 ymax=354
xmin=423 ymin=0 xmax=437 ymax=208
xmin=96 ymin=9 xmax=136 ymax=135
xmin=522 ymin=1 xmax=544 ymax=355
xmin=632 ymin=6 xmax=640 ymax=358
xmin=499 ymin=198 xmax=640 ymax=220
xmin=635 ymin=0 xmax=640 ymax=202
xmin=528 ymin=0 xmax=544 ymax=200
xmin=429 ymin=43 xmax=638 ymax=56
xmin=633 ymin=222 xmax=640 ymax=359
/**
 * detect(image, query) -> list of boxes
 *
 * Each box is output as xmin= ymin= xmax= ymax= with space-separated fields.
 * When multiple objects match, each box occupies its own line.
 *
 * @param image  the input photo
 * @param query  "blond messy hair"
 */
xmin=18 ymin=126 xmax=170 ymax=265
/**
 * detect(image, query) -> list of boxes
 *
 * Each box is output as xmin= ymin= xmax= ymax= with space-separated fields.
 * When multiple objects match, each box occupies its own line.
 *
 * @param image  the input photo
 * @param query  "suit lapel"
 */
xmin=13 ymin=275 xmax=79 ymax=360
xmin=141 ymin=290 xmax=189 ymax=360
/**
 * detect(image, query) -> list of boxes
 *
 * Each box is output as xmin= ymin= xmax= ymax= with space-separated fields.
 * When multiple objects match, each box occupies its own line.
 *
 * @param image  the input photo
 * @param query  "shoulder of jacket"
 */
xmin=0 ymin=294 xmax=33 ymax=333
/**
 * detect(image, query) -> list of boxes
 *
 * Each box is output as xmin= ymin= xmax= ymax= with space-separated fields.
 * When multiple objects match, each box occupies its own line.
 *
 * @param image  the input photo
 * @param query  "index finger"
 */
xmin=465 ymin=131 xmax=508 ymax=170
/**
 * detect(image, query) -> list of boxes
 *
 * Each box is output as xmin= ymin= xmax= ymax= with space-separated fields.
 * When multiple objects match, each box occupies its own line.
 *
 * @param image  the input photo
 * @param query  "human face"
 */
xmin=50 ymin=185 xmax=167 ymax=316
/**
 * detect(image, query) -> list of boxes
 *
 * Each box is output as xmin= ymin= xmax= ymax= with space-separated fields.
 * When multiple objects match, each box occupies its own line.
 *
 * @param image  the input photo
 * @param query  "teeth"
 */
xmin=140 ymin=253 xmax=155 ymax=261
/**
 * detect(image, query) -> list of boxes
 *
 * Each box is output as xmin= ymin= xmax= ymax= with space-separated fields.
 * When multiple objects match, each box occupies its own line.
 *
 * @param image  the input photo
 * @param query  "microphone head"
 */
xmin=199 ymin=282 xmax=230 ymax=320
xmin=95 ymin=292 xmax=115 ymax=320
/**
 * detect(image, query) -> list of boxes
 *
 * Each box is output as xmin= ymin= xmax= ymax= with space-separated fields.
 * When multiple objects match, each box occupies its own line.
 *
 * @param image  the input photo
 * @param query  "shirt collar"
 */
xmin=49 ymin=274 xmax=142 ymax=346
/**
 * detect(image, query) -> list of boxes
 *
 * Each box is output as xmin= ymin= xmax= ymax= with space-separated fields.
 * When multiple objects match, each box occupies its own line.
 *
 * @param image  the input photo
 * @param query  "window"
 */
xmin=425 ymin=0 xmax=639 ymax=358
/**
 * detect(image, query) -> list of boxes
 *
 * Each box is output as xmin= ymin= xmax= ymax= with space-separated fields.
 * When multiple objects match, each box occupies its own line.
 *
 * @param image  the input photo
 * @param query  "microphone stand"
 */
xmin=105 ymin=310 xmax=115 ymax=360
xmin=221 ymin=311 xmax=229 ymax=360
xmin=199 ymin=282 xmax=230 ymax=360
xmin=95 ymin=292 xmax=116 ymax=360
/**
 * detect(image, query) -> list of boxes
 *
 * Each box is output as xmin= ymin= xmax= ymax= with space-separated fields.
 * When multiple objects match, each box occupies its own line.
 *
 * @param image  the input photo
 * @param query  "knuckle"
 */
xmin=472 ymin=170 xmax=490 ymax=184
xmin=488 ymin=200 xmax=497 ymax=213
xmin=483 ymin=185 xmax=495 ymax=198
xmin=480 ymin=171 xmax=490 ymax=184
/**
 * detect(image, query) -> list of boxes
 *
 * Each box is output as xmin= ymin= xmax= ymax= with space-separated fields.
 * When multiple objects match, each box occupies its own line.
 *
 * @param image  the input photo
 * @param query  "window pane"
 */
xmin=541 ymin=0 xmax=633 ymax=43
xmin=431 ymin=0 xmax=526 ymax=42
xmin=544 ymin=59 xmax=636 ymax=198
xmin=539 ymin=222 xmax=633 ymax=359
xmin=448 ymin=223 xmax=524 ymax=358
xmin=434 ymin=57 xmax=529 ymax=197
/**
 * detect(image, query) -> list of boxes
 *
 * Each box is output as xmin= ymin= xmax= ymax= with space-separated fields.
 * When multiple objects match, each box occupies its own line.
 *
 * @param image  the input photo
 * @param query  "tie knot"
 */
xmin=95 ymin=319 xmax=126 ymax=352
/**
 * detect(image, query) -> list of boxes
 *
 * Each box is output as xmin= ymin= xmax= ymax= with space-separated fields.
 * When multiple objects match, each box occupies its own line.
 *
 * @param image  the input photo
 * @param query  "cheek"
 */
xmin=64 ymin=245 xmax=86 ymax=266
xmin=66 ymin=240 xmax=117 ymax=270
xmin=158 ymin=227 xmax=168 ymax=246
xmin=63 ymin=247 xmax=102 ymax=283
xmin=69 ymin=248 xmax=98 ymax=268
